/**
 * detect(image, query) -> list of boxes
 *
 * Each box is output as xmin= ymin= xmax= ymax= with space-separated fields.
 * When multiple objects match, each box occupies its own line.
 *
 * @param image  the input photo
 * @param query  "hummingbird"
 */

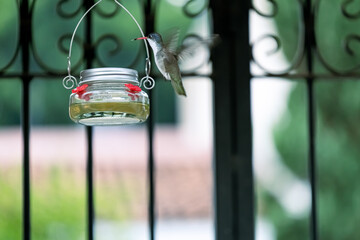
xmin=134 ymin=32 xmax=187 ymax=96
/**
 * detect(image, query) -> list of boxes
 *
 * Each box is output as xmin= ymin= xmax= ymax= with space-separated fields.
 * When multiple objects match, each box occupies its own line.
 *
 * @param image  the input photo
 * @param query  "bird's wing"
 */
xmin=163 ymin=54 xmax=181 ymax=80
xmin=163 ymin=29 xmax=180 ymax=55
xmin=177 ymin=34 xmax=220 ymax=62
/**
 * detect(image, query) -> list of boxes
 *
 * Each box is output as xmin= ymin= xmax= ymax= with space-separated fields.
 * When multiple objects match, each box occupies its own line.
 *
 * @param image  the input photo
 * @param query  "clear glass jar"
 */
xmin=69 ymin=68 xmax=150 ymax=126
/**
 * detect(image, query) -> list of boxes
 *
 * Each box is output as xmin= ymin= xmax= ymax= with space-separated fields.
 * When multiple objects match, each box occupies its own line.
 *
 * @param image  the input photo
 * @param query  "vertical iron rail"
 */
xmin=145 ymin=1 xmax=156 ymax=240
xmin=210 ymin=0 xmax=254 ymax=240
xmin=147 ymin=84 xmax=155 ymax=240
xmin=84 ymin=0 xmax=95 ymax=239
xmin=232 ymin=1 xmax=254 ymax=238
xmin=86 ymin=126 xmax=94 ymax=240
xmin=22 ymin=80 xmax=31 ymax=240
xmin=304 ymin=0 xmax=318 ymax=240
xmin=20 ymin=0 xmax=31 ymax=239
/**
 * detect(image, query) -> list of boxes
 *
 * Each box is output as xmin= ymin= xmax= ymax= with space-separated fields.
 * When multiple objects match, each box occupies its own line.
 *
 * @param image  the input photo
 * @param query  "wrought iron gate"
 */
xmin=3 ymin=0 xmax=359 ymax=239
xmin=1 ymin=0 xmax=254 ymax=239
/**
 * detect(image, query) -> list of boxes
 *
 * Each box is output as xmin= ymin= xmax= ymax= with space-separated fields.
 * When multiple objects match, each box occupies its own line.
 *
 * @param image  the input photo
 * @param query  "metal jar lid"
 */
xmin=79 ymin=67 xmax=139 ymax=85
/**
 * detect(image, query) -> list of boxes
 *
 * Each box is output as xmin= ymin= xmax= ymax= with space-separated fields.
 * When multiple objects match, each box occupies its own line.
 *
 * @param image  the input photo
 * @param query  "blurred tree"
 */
xmin=264 ymin=0 xmax=360 ymax=239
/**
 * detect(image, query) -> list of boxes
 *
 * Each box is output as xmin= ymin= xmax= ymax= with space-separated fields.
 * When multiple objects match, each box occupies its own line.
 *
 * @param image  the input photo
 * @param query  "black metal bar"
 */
xmin=84 ymin=0 xmax=95 ymax=239
xmin=145 ymin=1 xmax=156 ymax=240
xmin=147 ymin=90 xmax=155 ymax=240
xmin=86 ymin=126 xmax=94 ymax=240
xmin=22 ymin=79 xmax=31 ymax=240
xmin=210 ymin=0 xmax=254 ymax=240
xmin=0 ymin=73 xmax=211 ymax=79
xmin=20 ymin=0 xmax=31 ymax=239
xmin=233 ymin=1 xmax=254 ymax=239
xmin=307 ymin=76 xmax=318 ymax=240
xmin=252 ymin=74 xmax=360 ymax=80
xmin=6 ymin=72 xmax=360 ymax=80
xmin=304 ymin=0 xmax=318 ymax=240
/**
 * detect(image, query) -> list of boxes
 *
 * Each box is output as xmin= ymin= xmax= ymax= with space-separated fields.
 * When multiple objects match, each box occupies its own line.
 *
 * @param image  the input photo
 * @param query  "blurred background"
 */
xmin=0 ymin=0 xmax=214 ymax=239
xmin=1 ymin=0 xmax=360 ymax=240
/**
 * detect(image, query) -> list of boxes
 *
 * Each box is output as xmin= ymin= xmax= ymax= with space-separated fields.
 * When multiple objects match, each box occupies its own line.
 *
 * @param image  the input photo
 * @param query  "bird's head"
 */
xmin=147 ymin=33 xmax=163 ymax=44
xmin=133 ymin=32 xmax=163 ymax=52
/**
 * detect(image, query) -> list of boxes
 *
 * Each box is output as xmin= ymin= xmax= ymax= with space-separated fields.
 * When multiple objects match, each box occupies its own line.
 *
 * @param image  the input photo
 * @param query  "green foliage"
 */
xmin=257 ymin=186 xmax=308 ymax=240
xmin=315 ymin=81 xmax=360 ymax=240
xmin=270 ymin=0 xmax=360 ymax=239
xmin=273 ymin=81 xmax=360 ymax=240
xmin=0 ymin=81 xmax=21 ymax=125
xmin=0 ymin=166 xmax=133 ymax=240
xmin=0 ymin=169 xmax=21 ymax=240
xmin=31 ymin=167 xmax=86 ymax=240
xmin=0 ymin=167 xmax=85 ymax=240
xmin=273 ymin=82 xmax=308 ymax=179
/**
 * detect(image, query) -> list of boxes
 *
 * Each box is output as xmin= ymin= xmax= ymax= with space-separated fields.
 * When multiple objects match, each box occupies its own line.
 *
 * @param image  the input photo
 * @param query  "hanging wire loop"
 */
xmin=63 ymin=0 xmax=155 ymax=90
xmin=140 ymin=58 xmax=155 ymax=89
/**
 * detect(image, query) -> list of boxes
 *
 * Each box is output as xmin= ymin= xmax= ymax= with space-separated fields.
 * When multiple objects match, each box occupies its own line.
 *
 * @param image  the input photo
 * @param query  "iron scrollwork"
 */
xmin=183 ymin=0 xmax=209 ymax=18
xmin=0 ymin=0 xmax=20 ymax=75
xmin=94 ymin=1 xmax=120 ymax=18
xmin=93 ymin=33 xmax=122 ymax=67
xmin=0 ymin=0 xmax=214 ymax=78
xmin=251 ymin=0 xmax=278 ymax=18
xmin=56 ymin=0 xmax=83 ymax=19
xmin=314 ymin=0 xmax=360 ymax=75
xmin=58 ymin=34 xmax=83 ymax=72
xmin=341 ymin=0 xmax=360 ymax=19
xmin=251 ymin=0 xmax=305 ymax=76
xmin=2 ymin=0 xmax=146 ymax=77
xmin=251 ymin=0 xmax=360 ymax=77
xmin=344 ymin=35 xmax=360 ymax=57
xmin=179 ymin=0 xmax=213 ymax=75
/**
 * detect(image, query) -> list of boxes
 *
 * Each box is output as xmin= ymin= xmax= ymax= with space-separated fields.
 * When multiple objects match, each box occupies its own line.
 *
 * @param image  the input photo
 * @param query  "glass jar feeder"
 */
xmin=69 ymin=68 xmax=150 ymax=125
xmin=63 ymin=0 xmax=154 ymax=126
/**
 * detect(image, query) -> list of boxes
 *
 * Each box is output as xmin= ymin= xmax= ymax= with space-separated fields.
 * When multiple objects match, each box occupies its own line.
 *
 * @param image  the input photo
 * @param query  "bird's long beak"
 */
xmin=132 ymin=37 xmax=148 ymax=41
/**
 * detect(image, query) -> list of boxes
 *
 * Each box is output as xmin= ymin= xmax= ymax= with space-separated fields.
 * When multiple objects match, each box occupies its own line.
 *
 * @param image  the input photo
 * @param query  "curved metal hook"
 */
xmin=64 ymin=0 xmax=153 ymax=89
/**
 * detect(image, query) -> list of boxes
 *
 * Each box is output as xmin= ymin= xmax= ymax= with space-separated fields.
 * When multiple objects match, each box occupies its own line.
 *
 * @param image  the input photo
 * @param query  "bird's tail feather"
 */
xmin=171 ymin=80 xmax=187 ymax=97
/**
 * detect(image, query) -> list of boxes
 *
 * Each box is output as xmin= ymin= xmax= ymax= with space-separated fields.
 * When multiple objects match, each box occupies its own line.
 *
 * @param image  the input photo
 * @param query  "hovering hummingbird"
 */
xmin=134 ymin=32 xmax=187 ymax=96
